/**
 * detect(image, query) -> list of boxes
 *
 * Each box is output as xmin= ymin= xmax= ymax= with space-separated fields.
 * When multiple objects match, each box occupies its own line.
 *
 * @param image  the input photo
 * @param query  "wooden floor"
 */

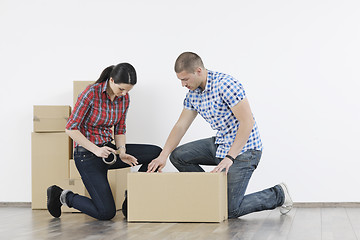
xmin=1 ymin=207 xmax=359 ymax=240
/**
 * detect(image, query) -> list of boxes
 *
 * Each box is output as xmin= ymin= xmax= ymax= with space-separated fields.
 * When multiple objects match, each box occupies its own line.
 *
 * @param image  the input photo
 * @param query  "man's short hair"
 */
xmin=174 ymin=52 xmax=204 ymax=73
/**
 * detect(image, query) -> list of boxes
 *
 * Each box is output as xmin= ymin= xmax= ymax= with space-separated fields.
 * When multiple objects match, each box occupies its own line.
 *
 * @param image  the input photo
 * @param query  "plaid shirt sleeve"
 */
xmin=66 ymin=86 xmax=93 ymax=130
xmin=220 ymin=77 xmax=246 ymax=107
xmin=114 ymin=94 xmax=130 ymax=135
xmin=183 ymin=92 xmax=196 ymax=110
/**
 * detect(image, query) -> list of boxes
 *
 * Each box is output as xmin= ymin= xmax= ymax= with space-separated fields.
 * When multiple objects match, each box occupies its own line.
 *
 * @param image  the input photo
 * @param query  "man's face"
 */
xmin=176 ymin=69 xmax=201 ymax=91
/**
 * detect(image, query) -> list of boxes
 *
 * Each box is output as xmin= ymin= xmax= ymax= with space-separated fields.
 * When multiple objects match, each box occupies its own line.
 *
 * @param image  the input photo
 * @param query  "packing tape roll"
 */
xmin=102 ymin=152 xmax=117 ymax=165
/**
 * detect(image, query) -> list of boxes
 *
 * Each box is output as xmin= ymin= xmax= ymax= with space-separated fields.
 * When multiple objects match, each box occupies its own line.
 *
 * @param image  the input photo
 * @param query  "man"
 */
xmin=147 ymin=52 xmax=292 ymax=218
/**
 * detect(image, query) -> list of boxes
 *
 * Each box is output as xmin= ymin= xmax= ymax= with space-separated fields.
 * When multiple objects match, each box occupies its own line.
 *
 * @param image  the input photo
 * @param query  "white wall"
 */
xmin=1 ymin=0 xmax=359 ymax=203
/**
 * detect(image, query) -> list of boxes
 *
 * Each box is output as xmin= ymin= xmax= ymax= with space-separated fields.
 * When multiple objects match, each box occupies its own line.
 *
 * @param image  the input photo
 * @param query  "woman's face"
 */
xmin=109 ymin=78 xmax=134 ymax=97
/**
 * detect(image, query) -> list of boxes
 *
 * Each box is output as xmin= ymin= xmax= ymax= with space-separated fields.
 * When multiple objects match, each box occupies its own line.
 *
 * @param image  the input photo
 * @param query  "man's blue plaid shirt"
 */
xmin=183 ymin=70 xmax=263 ymax=158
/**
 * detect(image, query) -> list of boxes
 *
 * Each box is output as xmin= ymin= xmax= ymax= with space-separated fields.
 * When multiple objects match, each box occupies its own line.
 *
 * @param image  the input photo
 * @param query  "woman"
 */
xmin=46 ymin=63 xmax=161 ymax=220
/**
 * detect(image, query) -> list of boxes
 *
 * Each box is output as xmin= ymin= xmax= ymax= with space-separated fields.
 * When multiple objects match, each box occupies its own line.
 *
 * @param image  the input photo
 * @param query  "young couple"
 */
xmin=47 ymin=52 xmax=292 ymax=220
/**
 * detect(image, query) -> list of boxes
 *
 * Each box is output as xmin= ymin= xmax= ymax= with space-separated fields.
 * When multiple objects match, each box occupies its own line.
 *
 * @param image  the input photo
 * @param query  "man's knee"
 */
xmin=169 ymin=145 xmax=189 ymax=166
xmin=169 ymin=146 xmax=187 ymax=166
xmin=228 ymin=207 xmax=241 ymax=219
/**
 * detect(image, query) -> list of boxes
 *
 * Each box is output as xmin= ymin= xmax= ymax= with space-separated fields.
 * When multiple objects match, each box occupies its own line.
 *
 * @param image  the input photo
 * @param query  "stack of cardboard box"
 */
xmin=31 ymin=81 xmax=130 ymax=212
xmin=31 ymin=105 xmax=72 ymax=209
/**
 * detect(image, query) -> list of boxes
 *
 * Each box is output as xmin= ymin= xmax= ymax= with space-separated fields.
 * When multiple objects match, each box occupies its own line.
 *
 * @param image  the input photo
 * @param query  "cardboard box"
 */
xmin=112 ymin=168 xmax=130 ymax=208
xmin=73 ymin=81 xmax=95 ymax=107
xmin=33 ymin=105 xmax=71 ymax=132
xmin=61 ymin=179 xmax=90 ymax=213
xmin=127 ymin=172 xmax=228 ymax=222
xmin=63 ymin=167 xmax=130 ymax=212
xmin=69 ymin=159 xmax=81 ymax=179
xmin=31 ymin=132 xmax=72 ymax=209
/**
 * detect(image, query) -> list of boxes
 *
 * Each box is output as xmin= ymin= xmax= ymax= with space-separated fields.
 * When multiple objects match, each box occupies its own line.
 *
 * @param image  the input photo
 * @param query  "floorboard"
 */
xmin=251 ymin=207 xmax=297 ymax=240
xmin=1 ymin=207 xmax=359 ymax=240
xmin=321 ymin=208 xmax=358 ymax=240
xmin=286 ymin=208 xmax=322 ymax=240
xmin=346 ymin=207 xmax=360 ymax=240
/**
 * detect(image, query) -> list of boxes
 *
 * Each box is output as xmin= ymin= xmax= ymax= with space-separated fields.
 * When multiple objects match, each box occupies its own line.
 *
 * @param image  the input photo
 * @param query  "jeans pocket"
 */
xmin=250 ymin=150 xmax=262 ymax=169
xmin=74 ymin=151 xmax=95 ymax=159
xmin=74 ymin=152 xmax=98 ymax=163
xmin=233 ymin=150 xmax=261 ymax=170
xmin=235 ymin=151 xmax=252 ymax=162
xmin=74 ymin=153 xmax=105 ymax=176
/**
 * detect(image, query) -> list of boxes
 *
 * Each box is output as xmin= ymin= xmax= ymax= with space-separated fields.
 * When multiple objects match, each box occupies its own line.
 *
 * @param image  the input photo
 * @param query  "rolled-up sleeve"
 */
xmin=220 ymin=77 xmax=246 ymax=108
xmin=183 ymin=92 xmax=196 ymax=111
xmin=66 ymin=86 xmax=93 ymax=130
xmin=114 ymin=94 xmax=130 ymax=135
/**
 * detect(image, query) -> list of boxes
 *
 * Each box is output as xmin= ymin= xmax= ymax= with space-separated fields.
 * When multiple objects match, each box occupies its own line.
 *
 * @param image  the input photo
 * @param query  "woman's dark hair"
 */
xmin=95 ymin=63 xmax=137 ymax=85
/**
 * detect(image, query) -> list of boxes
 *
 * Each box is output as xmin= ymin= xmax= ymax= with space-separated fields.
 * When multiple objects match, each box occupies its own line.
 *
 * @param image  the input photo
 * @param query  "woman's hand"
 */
xmin=94 ymin=146 xmax=117 ymax=158
xmin=119 ymin=153 xmax=138 ymax=167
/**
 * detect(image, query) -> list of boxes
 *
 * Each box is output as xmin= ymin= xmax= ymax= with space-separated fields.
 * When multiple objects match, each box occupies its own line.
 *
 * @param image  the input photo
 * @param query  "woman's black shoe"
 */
xmin=47 ymin=185 xmax=63 ymax=218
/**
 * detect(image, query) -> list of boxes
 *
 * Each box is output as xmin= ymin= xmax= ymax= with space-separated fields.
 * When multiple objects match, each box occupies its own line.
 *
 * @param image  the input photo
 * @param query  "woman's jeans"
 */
xmin=169 ymin=137 xmax=285 ymax=218
xmin=66 ymin=144 xmax=162 ymax=220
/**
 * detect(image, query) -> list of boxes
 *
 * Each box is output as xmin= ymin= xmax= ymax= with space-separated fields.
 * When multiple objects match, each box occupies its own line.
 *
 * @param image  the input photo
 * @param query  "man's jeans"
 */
xmin=66 ymin=144 xmax=162 ymax=220
xmin=169 ymin=137 xmax=285 ymax=218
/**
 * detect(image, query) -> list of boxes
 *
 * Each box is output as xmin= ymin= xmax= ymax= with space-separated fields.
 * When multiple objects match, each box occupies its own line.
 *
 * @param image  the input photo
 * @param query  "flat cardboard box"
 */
xmin=31 ymin=132 xmax=72 ymax=209
xmin=33 ymin=105 xmax=71 ymax=132
xmin=127 ymin=172 xmax=228 ymax=222
xmin=73 ymin=81 xmax=95 ymax=107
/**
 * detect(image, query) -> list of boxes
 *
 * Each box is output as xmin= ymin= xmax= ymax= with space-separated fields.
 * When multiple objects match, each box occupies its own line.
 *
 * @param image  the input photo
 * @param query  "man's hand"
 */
xmin=211 ymin=157 xmax=233 ymax=174
xmin=147 ymin=156 xmax=167 ymax=173
xmin=120 ymin=153 xmax=138 ymax=167
xmin=94 ymin=146 xmax=117 ymax=158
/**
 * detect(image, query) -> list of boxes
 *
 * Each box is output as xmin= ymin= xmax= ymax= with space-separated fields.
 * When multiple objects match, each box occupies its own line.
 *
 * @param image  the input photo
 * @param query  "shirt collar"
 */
xmin=203 ymin=69 xmax=213 ymax=92
xmin=101 ymin=79 xmax=108 ymax=93
xmin=101 ymin=79 xmax=117 ymax=101
xmin=194 ymin=69 xmax=212 ymax=93
xmin=101 ymin=79 xmax=125 ymax=101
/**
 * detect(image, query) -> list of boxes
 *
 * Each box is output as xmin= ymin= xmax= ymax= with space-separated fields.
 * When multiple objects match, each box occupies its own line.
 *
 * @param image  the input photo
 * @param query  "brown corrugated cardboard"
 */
xmin=61 ymin=179 xmax=89 ymax=213
xmin=31 ymin=132 xmax=72 ymax=209
xmin=127 ymin=172 xmax=228 ymax=223
xmin=69 ymin=159 xmax=81 ymax=179
xmin=112 ymin=168 xmax=130 ymax=208
xmin=73 ymin=81 xmax=95 ymax=107
xmin=33 ymin=105 xmax=71 ymax=132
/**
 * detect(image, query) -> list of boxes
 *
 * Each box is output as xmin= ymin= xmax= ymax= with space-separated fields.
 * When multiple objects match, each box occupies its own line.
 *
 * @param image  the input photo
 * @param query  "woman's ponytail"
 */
xmin=95 ymin=65 xmax=114 ymax=83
